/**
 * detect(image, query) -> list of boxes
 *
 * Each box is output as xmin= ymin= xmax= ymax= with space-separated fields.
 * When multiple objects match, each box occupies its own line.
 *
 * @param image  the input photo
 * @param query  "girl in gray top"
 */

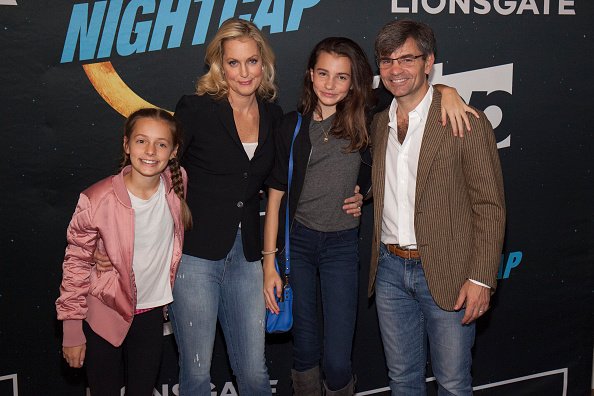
xmin=264 ymin=37 xmax=375 ymax=395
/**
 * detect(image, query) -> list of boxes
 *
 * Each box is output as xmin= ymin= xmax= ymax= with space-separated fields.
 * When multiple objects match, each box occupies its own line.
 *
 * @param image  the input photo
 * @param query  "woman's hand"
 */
xmin=437 ymin=85 xmax=479 ymax=137
xmin=93 ymin=247 xmax=113 ymax=276
xmin=63 ymin=344 xmax=86 ymax=368
xmin=263 ymin=258 xmax=283 ymax=314
xmin=342 ymin=185 xmax=363 ymax=217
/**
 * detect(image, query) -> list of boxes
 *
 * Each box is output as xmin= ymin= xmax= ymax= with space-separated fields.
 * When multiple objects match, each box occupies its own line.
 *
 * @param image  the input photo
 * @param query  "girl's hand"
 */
xmin=342 ymin=185 xmax=363 ymax=217
xmin=263 ymin=259 xmax=283 ymax=314
xmin=63 ymin=344 xmax=86 ymax=368
xmin=439 ymin=86 xmax=479 ymax=137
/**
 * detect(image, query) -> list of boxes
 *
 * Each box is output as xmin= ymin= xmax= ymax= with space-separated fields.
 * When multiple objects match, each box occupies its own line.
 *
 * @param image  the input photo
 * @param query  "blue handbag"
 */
xmin=265 ymin=113 xmax=302 ymax=334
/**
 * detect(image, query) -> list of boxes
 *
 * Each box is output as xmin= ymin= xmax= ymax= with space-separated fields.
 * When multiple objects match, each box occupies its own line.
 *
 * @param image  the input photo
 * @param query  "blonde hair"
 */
xmin=196 ymin=18 xmax=277 ymax=102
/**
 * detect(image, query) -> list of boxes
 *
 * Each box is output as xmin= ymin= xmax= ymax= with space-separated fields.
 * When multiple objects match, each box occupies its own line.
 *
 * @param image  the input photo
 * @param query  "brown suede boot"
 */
xmin=323 ymin=376 xmax=356 ymax=396
xmin=291 ymin=366 xmax=322 ymax=396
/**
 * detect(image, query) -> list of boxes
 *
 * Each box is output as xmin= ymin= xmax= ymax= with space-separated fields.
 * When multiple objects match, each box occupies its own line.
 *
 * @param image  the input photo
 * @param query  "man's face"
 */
xmin=379 ymin=37 xmax=434 ymax=103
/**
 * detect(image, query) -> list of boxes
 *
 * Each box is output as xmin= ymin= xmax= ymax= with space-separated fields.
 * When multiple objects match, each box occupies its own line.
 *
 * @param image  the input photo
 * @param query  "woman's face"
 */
xmin=222 ymin=38 xmax=263 ymax=100
xmin=310 ymin=51 xmax=352 ymax=117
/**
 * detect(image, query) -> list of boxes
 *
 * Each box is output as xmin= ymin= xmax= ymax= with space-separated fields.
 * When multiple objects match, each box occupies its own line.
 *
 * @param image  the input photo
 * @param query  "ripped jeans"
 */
xmin=169 ymin=230 xmax=271 ymax=395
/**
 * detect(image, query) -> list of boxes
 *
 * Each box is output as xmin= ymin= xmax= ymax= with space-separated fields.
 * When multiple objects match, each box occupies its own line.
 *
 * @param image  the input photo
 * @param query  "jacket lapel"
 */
xmin=216 ymin=99 xmax=244 ymax=150
xmin=372 ymin=108 xmax=390 ymax=238
xmin=416 ymin=89 xmax=446 ymax=201
xmin=254 ymin=99 xmax=268 ymax=158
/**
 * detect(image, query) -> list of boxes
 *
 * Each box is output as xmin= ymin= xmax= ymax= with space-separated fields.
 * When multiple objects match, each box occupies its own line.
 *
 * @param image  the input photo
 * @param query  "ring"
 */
xmin=479 ymin=310 xmax=484 ymax=313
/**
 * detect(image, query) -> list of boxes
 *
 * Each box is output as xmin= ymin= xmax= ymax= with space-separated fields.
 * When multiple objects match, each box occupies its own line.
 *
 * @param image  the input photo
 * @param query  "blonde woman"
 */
xmin=169 ymin=19 xmax=281 ymax=395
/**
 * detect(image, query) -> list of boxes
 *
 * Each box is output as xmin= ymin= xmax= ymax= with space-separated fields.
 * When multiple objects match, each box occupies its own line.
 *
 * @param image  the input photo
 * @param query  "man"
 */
xmin=368 ymin=20 xmax=505 ymax=395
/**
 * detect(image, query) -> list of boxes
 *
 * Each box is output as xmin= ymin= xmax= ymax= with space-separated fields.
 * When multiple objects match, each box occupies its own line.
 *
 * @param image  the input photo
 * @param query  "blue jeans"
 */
xmin=290 ymin=221 xmax=359 ymax=390
xmin=169 ymin=230 xmax=270 ymax=395
xmin=375 ymin=243 xmax=475 ymax=396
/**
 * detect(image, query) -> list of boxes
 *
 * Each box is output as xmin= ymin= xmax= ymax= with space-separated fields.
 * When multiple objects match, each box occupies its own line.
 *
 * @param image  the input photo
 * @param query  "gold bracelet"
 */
xmin=261 ymin=248 xmax=278 ymax=255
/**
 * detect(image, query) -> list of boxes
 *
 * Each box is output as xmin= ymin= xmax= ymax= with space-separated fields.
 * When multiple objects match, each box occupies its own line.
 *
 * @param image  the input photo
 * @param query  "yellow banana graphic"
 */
xmin=83 ymin=61 xmax=171 ymax=117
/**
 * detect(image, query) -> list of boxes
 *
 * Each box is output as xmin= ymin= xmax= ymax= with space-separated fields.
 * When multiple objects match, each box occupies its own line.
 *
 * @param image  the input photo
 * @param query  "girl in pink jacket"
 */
xmin=56 ymin=108 xmax=192 ymax=395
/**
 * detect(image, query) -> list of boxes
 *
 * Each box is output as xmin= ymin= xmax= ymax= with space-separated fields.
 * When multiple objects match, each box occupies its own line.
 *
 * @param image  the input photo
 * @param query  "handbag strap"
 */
xmin=284 ymin=112 xmax=302 ymax=276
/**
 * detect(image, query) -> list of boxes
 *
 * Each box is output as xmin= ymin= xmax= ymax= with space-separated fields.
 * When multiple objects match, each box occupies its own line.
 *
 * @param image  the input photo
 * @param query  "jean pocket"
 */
xmin=337 ymin=227 xmax=359 ymax=243
xmin=378 ymin=243 xmax=390 ymax=261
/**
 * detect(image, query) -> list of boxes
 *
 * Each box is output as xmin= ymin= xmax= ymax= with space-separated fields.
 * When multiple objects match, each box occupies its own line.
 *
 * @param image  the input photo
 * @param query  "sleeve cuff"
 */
xmin=468 ymin=278 xmax=491 ymax=289
xmin=62 ymin=319 xmax=86 ymax=347
xmin=264 ymin=177 xmax=287 ymax=192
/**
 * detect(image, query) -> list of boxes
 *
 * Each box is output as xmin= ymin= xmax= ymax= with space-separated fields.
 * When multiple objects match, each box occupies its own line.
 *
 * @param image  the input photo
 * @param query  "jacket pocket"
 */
xmin=89 ymin=267 xmax=119 ymax=308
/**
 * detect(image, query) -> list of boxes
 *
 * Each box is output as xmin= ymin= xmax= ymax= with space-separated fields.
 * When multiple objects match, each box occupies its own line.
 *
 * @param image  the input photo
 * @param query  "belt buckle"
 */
xmin=396 ymin=245 xmax=410 ymax=259
xmin=396 ymin=244 xmax=416 ymax=259
xmin=402 ymin=248 xmax=412 ymax=259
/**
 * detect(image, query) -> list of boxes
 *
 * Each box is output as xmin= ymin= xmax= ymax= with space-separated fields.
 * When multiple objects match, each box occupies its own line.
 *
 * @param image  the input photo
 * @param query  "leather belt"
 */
xmin=385 ymin=244 xmax=421 ymax=259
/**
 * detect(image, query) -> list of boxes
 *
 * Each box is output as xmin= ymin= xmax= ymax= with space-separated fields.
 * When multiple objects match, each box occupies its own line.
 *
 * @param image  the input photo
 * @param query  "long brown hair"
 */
xmin=299 ymin=37 xmax=373 ymax=151
xmin=122 ymin=108 xmax=193 ymax=230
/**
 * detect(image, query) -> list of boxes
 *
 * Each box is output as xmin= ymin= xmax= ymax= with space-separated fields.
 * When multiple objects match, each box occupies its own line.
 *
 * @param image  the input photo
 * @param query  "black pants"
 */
xmin=83 ymin=308 xmax=164 ymax=396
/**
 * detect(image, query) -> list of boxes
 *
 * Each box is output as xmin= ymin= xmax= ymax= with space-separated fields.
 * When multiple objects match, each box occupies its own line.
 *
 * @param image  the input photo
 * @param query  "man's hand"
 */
xmin=342 ymin=185 xmax=363 ymax=217
xmin=454 ymin=280 xmax=490 ymax=324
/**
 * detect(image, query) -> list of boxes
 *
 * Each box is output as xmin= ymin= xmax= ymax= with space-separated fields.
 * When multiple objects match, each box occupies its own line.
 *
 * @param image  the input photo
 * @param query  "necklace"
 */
xmin=318 ymin=116 xmax=331 ymax=143
xmin=321 ymin=124 xmax=330 ymax=143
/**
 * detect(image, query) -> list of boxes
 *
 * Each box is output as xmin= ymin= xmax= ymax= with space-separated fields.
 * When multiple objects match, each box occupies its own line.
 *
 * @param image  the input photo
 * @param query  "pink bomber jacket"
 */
xmin=56 ymin=165 xmax=186 ymax=347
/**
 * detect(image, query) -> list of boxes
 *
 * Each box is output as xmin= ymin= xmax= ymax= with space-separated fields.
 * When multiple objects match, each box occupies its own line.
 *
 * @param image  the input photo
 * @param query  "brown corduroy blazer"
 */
xmin=368 ymin=89 xmax=506 ymax=310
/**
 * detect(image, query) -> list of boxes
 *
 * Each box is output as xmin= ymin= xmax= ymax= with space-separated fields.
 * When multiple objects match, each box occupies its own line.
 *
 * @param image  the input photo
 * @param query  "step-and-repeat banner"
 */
xmin=1 ymin=1 xmax=592 ymax=395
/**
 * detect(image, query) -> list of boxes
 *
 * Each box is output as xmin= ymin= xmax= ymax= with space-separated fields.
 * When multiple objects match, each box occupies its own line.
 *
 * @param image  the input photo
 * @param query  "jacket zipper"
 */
xmin=129 ymin=208 xmax=137 ymax=323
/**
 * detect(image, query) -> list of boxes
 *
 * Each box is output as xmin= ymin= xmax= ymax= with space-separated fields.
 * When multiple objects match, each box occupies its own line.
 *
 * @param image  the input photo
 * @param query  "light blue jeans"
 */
xmin=375 ymin=243 xmax=475 ymax=396
xmin=169 ymin=230 xmax=271 ymax=395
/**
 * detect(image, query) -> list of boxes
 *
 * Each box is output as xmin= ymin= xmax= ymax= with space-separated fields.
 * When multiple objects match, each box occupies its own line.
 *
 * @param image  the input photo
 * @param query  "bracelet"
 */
xmin=261 ymin=248 xmax=278 ymax=256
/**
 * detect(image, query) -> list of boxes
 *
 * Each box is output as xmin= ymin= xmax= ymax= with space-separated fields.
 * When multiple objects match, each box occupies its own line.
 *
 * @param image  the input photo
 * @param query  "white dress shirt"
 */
xmin=381 ymin=86 xmax=488 ymax=288
xmin=381 ymin=86 xmax=433 ymax=248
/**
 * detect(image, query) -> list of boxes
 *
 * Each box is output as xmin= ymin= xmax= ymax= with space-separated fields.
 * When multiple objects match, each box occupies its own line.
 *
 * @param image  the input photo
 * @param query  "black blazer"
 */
xmin=175 ymin=94 xmax=283 ymax=261
xmin=266 ymin=111 xmax=372 ymax=253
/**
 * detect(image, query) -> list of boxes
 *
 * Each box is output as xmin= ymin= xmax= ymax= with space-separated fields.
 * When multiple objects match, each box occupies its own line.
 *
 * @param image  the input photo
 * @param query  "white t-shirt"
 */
xmin=242 ymin=142 xmax=258 ymax=160
xmin=128 ymin=177 xmax=175 ymax=309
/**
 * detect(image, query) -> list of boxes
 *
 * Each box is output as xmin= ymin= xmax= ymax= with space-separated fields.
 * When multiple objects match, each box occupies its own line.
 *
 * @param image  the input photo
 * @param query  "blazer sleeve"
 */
xmin=462 ymin=114 xmax=506 ymax=288
xmin=266 ymin=112 xmax=297 ymax=192
xmin=174 ymin=95 xmax=199 ymax=161
xmin=56 ymin=193 xmax=99 ymax=347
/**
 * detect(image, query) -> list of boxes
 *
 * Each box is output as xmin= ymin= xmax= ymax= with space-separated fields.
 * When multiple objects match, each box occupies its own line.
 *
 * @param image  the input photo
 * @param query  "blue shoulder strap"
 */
xmin=284 ymin=112 xmax=302 ymax=275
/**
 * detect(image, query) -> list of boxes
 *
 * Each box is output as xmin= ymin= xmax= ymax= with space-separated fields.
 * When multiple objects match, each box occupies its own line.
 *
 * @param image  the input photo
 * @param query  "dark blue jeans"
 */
xmin=290 ymin=221 xmax=359 ymax=390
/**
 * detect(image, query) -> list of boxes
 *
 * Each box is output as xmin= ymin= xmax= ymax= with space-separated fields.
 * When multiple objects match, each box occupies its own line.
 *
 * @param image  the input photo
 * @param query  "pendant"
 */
xmin=323 ymin=136 xmax=329 ymax=143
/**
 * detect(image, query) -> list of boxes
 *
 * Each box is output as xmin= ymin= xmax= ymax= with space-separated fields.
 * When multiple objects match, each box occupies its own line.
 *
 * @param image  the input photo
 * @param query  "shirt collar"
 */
xmin=388 ymin=85 xmax=434 ymax=125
